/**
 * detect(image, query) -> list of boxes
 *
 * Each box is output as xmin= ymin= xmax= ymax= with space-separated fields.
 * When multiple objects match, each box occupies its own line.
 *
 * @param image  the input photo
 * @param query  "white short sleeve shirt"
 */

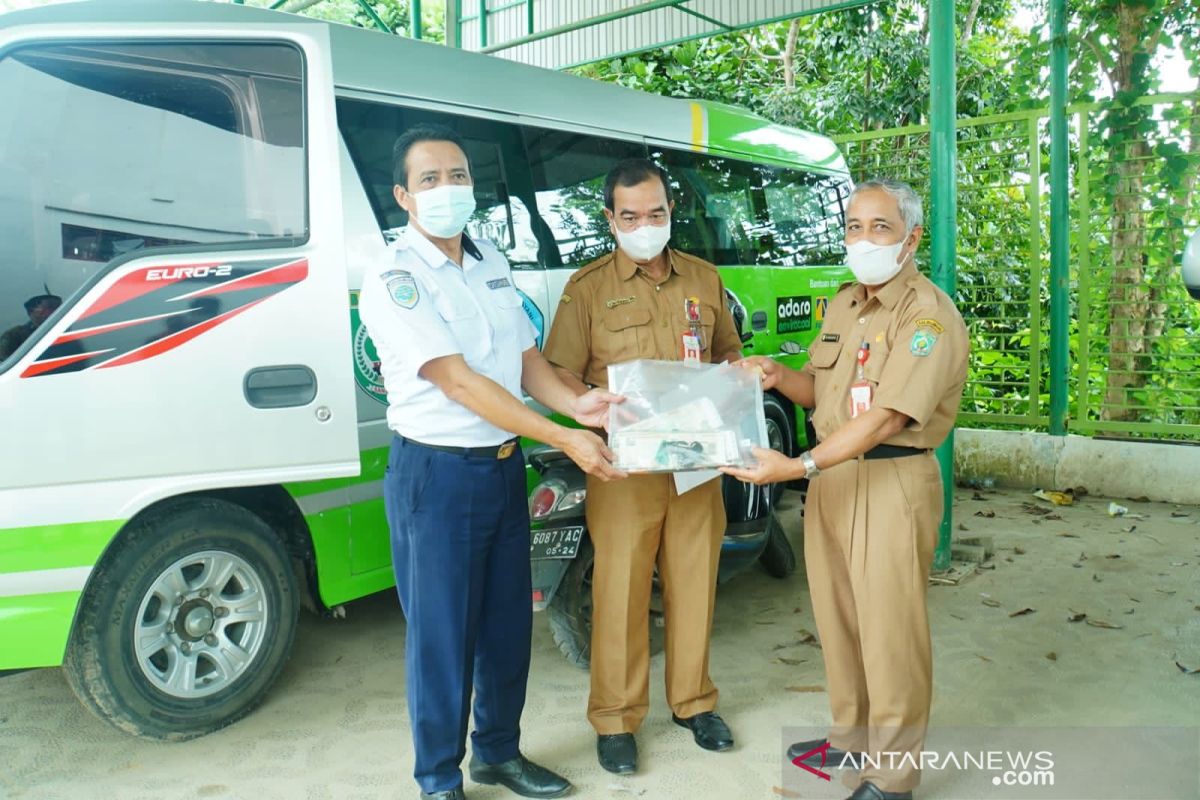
xmin=358 ymin=227 xmax=538 ymax=447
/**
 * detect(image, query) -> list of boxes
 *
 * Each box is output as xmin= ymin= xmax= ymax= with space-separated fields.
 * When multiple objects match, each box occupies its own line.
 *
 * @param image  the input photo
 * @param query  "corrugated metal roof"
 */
xmin=459 ymin=0 xmax=874 ymax=69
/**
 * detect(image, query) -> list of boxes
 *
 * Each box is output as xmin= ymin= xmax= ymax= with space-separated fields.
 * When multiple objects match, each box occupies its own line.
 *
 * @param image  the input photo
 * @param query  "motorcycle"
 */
xmin=526 ymin=446 xmax=797 ymax=669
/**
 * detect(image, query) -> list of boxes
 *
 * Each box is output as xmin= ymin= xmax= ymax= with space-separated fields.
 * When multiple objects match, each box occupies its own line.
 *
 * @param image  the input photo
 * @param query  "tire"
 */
xmin=62 ymin=498 xmax=298 ymax=741
xmin=763 ymin=393 xmax=795 ymax=506
xmin=547 ymin=537 xmax=664 ymax=670
xmin=758 ymin=511 xmax=797 ymax=578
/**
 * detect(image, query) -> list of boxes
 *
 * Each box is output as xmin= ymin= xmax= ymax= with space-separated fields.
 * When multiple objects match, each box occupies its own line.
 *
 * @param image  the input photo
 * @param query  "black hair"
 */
xmin=24 ymin=294 xmax=61 ymax=313
xmin=603 ymin=158 xmax=673 ymax=211
xmin=392 ymin=123 xmax=469 ymax=188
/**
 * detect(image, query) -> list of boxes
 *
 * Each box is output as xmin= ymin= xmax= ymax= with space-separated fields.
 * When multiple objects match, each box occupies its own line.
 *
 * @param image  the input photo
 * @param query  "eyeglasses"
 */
xmin=615 ymin=211 xmax=669 ymax=232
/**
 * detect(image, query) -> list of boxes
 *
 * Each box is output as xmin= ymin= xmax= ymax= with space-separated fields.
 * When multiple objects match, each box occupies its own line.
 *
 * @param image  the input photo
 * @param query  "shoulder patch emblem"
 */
xmin=560 ymin=294 xmax=572 ymax=304
xmin=915 ymin=318 xmax=945 ymax=335
xmin=910 ymin=329 xmax=937 ymax=357
xmin=387 ymin=273 xmax=419 ymax=309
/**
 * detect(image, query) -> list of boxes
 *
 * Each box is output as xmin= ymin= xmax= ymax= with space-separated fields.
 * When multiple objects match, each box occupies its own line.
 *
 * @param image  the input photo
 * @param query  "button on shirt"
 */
xmin=358 ymin=227 xmax=537 ymax=447
xmin=543 ymin=247 xmax=743 ymax=390
xmin=803 ymin=261 xmax=969 ymax=449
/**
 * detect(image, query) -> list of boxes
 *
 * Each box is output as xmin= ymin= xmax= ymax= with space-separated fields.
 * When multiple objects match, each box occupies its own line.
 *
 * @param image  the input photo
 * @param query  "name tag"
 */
xmin=821 ymin=333 xmax=840 ymax=343
xmin=486 ymin=277 xmax=511 ymax=290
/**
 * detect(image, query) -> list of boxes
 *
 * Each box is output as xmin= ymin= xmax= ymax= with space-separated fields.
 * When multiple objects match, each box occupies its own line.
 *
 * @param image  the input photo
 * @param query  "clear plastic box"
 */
xmin=607 ymin=359 xmax=768 ymax=473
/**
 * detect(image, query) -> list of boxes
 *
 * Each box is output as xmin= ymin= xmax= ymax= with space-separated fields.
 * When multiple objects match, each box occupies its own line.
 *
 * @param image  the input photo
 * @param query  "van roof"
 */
xmin=1 ymin=0 xmax=848 ymax=175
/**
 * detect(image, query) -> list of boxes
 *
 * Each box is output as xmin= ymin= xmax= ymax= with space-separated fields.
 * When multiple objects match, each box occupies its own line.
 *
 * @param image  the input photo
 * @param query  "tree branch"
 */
xmin=1082 ymin=31 xmax=1117 ymax=93
xmin=745 ymin=29 xmax=785 ymax=62
xmin=1145 ymin=0 xmax=1185 ymax=56
xmin=962 ymin=0 xmax=984 ymax=44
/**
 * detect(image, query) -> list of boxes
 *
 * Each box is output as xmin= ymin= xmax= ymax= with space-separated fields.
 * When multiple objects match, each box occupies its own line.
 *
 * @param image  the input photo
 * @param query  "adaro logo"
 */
xmin=777 ymin=295 xmax=813 ymax=334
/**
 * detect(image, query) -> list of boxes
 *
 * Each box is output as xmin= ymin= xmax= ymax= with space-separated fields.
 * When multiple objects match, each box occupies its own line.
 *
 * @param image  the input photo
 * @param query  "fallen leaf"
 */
xmin=774 ymin=657 xmax=805 ymax=666
xmin=1157 ymin=589 xmax=1177 ymax=596
xmin=607 ymin=785 xmax=646 ymax=796
xmin=976 ymin=654 xmax=993 ymax=662
xmin=1176 ymin=662 xmax=1200 ymax=675
xmin=1085 ymin=619 xmax=1123 ymax=629
xmin=1123 ymin=608 xmax=1136 ymax=615
xmin=1105 ymin=553 xmax=1122 ymax=559
xmin=772 ymin=787 xmax=803 ymax=798
xmin=755 ymin=620 xmax=775 ymax=625
xmin=1171 ymin=511 xmax=1190 ymax=518
xmin=1006 ymin=556 xmax=1015 ymax=563
xmin=1008 ymin=607 xmax=1036 ymax=617
xmin=978 ymin=562 xmax=997 ymax=570
xmin=949 ymin=613 xmax=966 ymax=620
xmin=785 ymin=685 xmax=826 ymax=693
xmin=1033 ymin=489 xmax=1074 ymax=506
xmin=793 ymin=607 xmax=803 ymax=614
xmin=1067 ymin=610 xmax=1087 ymax=622
xmin=1172 ymin=562 xmax=1189 ymax=567
xmin=1057 ymin=532 xmax=1079 ymax=538
xmin=1130 ymin=597 xmax=1141 ymax=603
xmin=1045 ymin=652 xmax=1058 ymax=661
xmin=1014 ymin=546 xmax=1027 ymax=555
xmin=982 ymin=598 xmax=1002 ymax=608
xmin=1093 ymin=574 xmax=1102 ymax=583
xmin=1045 ymin=514 xmax=1064 ymax=521
xmin=1122 ymin=525 xmax=1137 ymax=533
xmin=1020 ymin=502 xmax=1052 ymax=516
xmin=958 ymin=523 xmax=970 ymax=531
xmin=797 ymin=629 xmax=819 ymax=646
xmin=972 ymin=491 xmax=987 ymax=501
xmin=975 ymin=510 xmax=996 ymax=518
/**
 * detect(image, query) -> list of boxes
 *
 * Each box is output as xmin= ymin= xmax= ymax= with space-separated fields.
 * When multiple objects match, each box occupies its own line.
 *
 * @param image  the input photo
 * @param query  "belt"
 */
xmin=399 ymin=435 xmax=519 ymax=460
xmin=863 ymin=443 xmax=928 ymax=460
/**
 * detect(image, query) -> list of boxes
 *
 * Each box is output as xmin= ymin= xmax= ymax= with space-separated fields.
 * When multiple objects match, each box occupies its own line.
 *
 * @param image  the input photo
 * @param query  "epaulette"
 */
xmin=568 ymin=252 xmax=616 ymax=284
xmin=670 ymin=248 xmax=719 ymax=273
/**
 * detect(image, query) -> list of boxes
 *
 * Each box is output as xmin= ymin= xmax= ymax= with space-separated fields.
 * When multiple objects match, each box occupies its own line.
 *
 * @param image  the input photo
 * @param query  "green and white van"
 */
xmin=0 ymin=0 xmax=852 ymax=740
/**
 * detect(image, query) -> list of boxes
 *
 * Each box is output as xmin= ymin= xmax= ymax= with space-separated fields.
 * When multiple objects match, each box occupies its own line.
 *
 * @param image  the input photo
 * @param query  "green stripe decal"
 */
xmin=0 ymin=520 xmax=122 ymax=574
xmin=0 ymin=590 xmax=80 ymax=668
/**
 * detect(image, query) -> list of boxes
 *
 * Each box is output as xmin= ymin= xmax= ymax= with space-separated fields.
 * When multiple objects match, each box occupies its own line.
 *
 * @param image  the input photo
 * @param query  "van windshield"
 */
xmin=0 ymin=42 xmax=306 ymax=365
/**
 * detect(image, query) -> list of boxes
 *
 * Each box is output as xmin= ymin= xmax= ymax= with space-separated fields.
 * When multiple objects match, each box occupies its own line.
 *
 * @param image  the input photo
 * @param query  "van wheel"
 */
xmin=759 ymin=511 xmax=797 ymax=578
xmin=63 ymin=498 xmax=298 ymax=741
xmin=763 ymin=393 xmax=794 ymax=506
xmin=548 ymin=537 xmax=664 ymax=670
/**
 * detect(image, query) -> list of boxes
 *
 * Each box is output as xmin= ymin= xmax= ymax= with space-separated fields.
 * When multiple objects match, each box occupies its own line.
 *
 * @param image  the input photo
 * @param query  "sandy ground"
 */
xmin=1 ymin=486 xmax=1199 ymax=800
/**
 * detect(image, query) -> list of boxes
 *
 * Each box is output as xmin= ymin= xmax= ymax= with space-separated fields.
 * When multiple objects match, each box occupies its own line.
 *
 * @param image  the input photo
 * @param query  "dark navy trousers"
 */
xmin=384 ymin=435 xmax=533 ymax=794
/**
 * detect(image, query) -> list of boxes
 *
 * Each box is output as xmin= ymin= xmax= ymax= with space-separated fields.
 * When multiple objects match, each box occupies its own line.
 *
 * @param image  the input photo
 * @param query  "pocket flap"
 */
xmin=806 ymin=340 xmax=841 ymax=368
xmin=603 ymin=306 xmax=652 ymax=332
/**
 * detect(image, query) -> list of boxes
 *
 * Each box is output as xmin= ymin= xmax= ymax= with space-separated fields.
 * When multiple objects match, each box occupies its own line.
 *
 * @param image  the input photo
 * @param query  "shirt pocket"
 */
xmin=864 ymin=342 xmax=890 ymax=386
xmin=670 ymin=302 xmax=717 ymax=357
xmin=601 ymin=306 xmax=655 ymax=362
xmin=432 ymin=289 xmax=487 ymax=365
xmin=806 ymin=339 xmax=842 ymax=370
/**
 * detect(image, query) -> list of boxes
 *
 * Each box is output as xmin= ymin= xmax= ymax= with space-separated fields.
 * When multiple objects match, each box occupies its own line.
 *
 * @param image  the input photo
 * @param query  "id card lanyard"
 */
xmin=849 ymin=341 xmax=873 ymax=418
xmin=681 ymin=296 xmax=704 ymax=365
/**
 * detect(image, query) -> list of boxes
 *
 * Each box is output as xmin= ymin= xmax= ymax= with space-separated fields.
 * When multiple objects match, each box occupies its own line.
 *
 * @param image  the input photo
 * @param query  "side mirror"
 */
xmin=1183 ymin=229 xmax=1200 ymax=300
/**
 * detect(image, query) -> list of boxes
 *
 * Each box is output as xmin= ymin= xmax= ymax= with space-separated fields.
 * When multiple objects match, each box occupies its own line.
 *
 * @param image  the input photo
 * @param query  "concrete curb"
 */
xmin=954 ymin=429 xmax=1200 ymax=504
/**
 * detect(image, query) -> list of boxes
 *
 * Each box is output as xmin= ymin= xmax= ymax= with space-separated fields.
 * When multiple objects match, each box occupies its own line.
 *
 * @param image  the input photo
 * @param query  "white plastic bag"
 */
xmin=607 ymin=359 xmax=768 ymax=473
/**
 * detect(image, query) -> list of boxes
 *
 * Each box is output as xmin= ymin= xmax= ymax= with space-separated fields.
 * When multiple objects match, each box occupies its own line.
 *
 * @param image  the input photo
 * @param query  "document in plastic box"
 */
xmin=606 ymin=359 xmax=768 ymax=473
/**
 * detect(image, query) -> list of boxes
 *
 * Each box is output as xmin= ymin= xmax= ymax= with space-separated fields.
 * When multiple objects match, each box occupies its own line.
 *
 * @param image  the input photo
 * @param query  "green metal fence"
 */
xmin=833 ymin=93 xmax=1200 ymax=440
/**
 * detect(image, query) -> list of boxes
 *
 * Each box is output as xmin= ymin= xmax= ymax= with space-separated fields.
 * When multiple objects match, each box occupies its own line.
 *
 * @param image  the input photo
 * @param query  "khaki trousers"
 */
xmin=584 ymin=472 xmax=724 ymax=735
xmin=804 ymin=453 xmax=942 ymax=793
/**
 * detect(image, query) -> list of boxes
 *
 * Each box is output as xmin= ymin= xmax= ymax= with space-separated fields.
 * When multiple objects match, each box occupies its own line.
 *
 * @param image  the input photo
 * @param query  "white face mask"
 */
xmin=615 ymin=220 xmax=671 ymax=262
xmin=410 ymin=184 xmax=477 ymax=239
xmin=846 ymin=239 xmax=909 ymax=286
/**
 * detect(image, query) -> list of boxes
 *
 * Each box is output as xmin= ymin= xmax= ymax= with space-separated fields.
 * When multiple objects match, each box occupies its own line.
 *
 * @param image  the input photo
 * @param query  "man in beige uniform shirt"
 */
xmin=542 ymin=159 xmax=744 ymax=776
xmin=725 ymin=179 xmax=968 ymax=800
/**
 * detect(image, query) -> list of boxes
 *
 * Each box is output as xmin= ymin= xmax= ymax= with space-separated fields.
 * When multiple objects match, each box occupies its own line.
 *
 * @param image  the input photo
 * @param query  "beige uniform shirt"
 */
xmin=543 ymin=247 xmax=743 ymax=389
xmin=803 ymin=262 xmax=968 ymax=448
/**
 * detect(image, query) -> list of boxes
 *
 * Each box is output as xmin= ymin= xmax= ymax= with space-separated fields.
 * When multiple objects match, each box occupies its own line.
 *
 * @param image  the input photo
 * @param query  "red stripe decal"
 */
xmin=78 ymin=263 xmax=220 ymax=320
xmin=178 ymin=259 xmax=308 ymax=300
xmin=53 ymin=311 xmax=190 ymax=344
xmin=19 ymin=350 xmax=108 ymax=378
xmin=98 ymin=298 xmax=267 ymax=369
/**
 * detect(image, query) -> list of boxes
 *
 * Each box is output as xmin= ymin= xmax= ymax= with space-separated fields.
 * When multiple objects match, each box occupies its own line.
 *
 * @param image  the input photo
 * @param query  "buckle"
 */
xmin=496 ymin=441 xmax=516 ymax=460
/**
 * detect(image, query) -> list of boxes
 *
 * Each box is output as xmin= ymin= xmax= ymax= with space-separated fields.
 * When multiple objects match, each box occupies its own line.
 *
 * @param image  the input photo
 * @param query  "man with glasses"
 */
xmin=542 ymin=158 xmax=745 ymax=776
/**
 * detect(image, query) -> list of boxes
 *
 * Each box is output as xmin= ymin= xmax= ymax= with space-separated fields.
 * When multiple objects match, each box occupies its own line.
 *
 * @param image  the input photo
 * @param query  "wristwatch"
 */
xmin=799 ymin=450 xmax=820 ymax=479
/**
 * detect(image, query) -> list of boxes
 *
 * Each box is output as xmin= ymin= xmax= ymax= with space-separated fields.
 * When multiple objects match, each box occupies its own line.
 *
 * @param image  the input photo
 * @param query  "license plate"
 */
xmin=530 ymin=525 xmax=584 ymax=560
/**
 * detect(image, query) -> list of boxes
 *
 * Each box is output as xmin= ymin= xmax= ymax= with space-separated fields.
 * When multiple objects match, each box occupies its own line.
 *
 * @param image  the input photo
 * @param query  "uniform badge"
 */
xmin=560 ymin=294 xmax=572 ymax=304
xmin=387 ymin=273 xmax=419 ymax=309
xmin=605 ymin=296 xmax=636 ymax=309
xmin=821 ymin=333 xmax=840 ymax=343
xmin=915 ymin=318 xmax=945 ymax=335
xmin=910 ymin=329 xmax=938 ymax=357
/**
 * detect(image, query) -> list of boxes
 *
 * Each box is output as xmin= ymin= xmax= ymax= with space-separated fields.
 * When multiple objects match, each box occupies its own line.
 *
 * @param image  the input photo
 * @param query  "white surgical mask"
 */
xmin=846 ymin=239 xmax=909 ymax=286
xmin=615 ymin=221 xmax=671 ymax=262
xmin=411 ymin=184 xmax=476 ymax=239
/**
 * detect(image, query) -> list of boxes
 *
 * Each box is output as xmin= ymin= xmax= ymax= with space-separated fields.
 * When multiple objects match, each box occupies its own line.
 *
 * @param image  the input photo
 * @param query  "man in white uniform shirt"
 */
xmin=359 ymin=124 xmax=625 ymax=800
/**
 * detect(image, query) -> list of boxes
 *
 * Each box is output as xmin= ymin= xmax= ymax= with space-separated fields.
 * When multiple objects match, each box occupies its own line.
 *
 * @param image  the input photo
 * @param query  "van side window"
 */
xmin=520 ymin=128 xmax=647 ymax=269
xmin=653 ymin=148 xmax=851 ymax=268
xmin=336 ymin=98 xmax=543 ymax=269
xmin=0 ymin=42 xmax=306 ymax=365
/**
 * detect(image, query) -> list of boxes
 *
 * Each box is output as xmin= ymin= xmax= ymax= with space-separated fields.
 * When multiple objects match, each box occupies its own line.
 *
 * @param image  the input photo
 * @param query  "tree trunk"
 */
xmin=1100 ymin=1 xmax=1155 ymax=422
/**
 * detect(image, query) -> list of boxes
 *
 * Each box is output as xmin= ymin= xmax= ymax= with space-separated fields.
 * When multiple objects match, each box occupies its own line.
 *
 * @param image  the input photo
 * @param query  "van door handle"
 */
xmin=244 ymin=365 xmax=317 ymax=409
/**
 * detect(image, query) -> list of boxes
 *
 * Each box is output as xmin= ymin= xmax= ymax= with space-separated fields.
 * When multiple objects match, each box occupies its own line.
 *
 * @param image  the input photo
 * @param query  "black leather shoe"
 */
xmin=788 ymin=738 xmax=865 ymax=770
xmin=671 ymin=711 xmax=734 ymax=752
xmin=846 ymin=781 xmax=913 ymax=799
xmin=468 ymin=754 xmax=571 ymax=798
xmin=420 ymin=789 xmax=465 ymax=800
xmin=597 ymin=733 xmax=637 ymax=775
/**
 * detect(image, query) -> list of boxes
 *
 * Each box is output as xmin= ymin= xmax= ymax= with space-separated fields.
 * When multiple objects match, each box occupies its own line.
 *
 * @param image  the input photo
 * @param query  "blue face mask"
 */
xmin=411 ymin=184 xmax=477 ymax=239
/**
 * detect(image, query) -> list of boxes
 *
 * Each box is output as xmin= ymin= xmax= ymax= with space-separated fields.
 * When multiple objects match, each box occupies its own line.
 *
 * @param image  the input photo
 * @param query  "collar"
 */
xmin=850 ymin=260 xmax=918 ymax=310
xmin=615 ymin=246 xmax=679 ymax=282
xmin=403 ymin=225 xmax=483 ymax=269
